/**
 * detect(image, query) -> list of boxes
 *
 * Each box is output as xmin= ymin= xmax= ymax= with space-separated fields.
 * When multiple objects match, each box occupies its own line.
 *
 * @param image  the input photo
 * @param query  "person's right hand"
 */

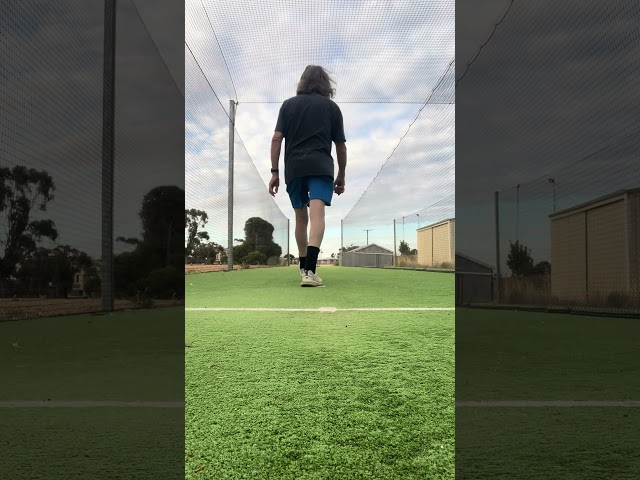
xmin=334 ymin=176 xmax=345 ymax=195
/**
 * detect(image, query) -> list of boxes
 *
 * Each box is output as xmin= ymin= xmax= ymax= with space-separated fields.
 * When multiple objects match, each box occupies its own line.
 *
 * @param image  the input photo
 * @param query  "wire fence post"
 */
xmin=340 ymin=219 xmax=344 ymax=266
xmin=494 ymin=191 xmax=501 ymax=303
xmin=393 ymin=219 xmax=397 ymax=266
xmin=101 ymin=0 xmax=116 ymax=313
xmin=287 ymin=219 xmax=290 ymax=266
xmin=227 ymin=100 xmax=236 ymax=271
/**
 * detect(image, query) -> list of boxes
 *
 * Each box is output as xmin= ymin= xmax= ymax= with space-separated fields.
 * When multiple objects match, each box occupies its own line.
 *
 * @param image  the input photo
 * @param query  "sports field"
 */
xmin=456 ymin=308 xmax=640 ymax=479
xmin=185 ymin=267 xmax=455 ymax=479
xmin=0 ymin=308 xmax=184 ymax=480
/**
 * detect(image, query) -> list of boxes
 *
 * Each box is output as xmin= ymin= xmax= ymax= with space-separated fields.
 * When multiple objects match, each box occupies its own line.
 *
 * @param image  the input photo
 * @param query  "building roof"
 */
xmin=455 ymin=252 xmax=493 ymax=270
xmin=417 ymin=217 xmax=455 ymax=232
xmin=350 ymin=243 xmax=394 ymax=254
xmin=549 ymin=188 xmax=640 ymax=219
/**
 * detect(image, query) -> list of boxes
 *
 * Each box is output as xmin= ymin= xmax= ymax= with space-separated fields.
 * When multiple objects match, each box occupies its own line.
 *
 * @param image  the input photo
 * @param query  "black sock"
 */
xmin=306 ymin=246 xmax=320 ymax=273
xmin=299 ymin=256 xmax=306 ymax=270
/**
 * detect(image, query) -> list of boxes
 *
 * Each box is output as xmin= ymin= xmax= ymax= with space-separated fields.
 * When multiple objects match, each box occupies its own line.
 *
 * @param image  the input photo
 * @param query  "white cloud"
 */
xmin=185 ymin=0 xmax=455 ymax=258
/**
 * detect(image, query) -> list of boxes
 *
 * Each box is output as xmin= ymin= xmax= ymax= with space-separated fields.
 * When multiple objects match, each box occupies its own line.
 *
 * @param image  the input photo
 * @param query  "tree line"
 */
xmin=0 ymin=165 xmax=184 ymax=299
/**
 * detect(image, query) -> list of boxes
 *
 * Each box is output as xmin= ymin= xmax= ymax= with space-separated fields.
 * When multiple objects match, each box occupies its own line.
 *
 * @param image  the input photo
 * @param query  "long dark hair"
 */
xmin=296 ymin=65 xmax=336 ymax=98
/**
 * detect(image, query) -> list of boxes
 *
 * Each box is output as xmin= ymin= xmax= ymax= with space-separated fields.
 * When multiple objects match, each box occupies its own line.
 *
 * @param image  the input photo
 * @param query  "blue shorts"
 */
xmin=286 ymin=175 xmax=333 ymax=209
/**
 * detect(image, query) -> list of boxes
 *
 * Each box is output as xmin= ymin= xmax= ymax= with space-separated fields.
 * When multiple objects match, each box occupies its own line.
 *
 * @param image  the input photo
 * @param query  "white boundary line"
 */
xmin=0 ymin=401 xmax=184 ymax=408
xmin=186 ymin=307 xmax=454 ymax=312
xmin=456 ymin=400 xmax=640 ymax=408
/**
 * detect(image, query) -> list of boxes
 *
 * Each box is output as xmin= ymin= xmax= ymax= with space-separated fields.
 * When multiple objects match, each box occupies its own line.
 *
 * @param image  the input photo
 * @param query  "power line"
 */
xmin=456 ymin=0 xmax=515 ymax=87
xmin=200 ymin=0 xmax=238 ymax=102
xmin=130 ymin=0 xmax=183 ymax=97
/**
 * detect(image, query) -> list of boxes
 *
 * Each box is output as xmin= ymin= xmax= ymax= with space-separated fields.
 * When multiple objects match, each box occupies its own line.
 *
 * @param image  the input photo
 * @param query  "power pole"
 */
xmin=101 ymin=0 xmax=116 ymax=312
xmin=494 ymin=191 xmax=501 ymax=303
xmin=363 ymin=229 xmax=374 ymax=245
xmin=393 ymin=219 xmax=397 ymax=266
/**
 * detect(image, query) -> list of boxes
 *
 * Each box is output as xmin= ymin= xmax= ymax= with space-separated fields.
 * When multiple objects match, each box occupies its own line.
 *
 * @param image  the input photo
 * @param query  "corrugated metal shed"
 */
xmin=455 ymin=252 xmax=494 ymax=305
xmin=549 ymin=188 xmax=640 ymax=303
xmin=340 ymin=244 xmax=394 ymax=267
xmin=417 ymin=218 xmax=455 ymax=267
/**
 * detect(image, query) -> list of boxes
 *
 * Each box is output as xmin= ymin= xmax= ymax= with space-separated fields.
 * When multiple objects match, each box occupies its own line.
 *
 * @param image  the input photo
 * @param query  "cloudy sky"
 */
xmin=185 ymin=0 xmax=455 ymax=258
xmin=1 ymin=0 xmax=184 ymax=260
xmin=456 ymin=0 xmax=640 ymax=269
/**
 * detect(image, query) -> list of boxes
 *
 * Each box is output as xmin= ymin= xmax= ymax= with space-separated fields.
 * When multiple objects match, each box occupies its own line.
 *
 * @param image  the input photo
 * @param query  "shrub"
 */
xmin=244 ymin=251 xmax=267 ymax=265
xmin=145 ymin=266 xmax=183 ymax=299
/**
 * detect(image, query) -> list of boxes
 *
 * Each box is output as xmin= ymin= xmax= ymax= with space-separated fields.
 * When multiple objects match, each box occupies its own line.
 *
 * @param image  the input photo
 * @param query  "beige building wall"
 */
xmin=417 ymin=219 xmax=455 ymax=267
xmin=550 ymin=212 xmax=586 ymax=301
xmin=586 ymin=200 xmax=628 ymax=298
xmin=550 ymin=191 xmax=640 ymax=303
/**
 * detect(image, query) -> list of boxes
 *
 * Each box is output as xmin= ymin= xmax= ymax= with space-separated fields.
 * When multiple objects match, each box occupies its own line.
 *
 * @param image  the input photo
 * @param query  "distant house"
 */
xmin=69 ymin=268 xmax=87 ymax=298
xmin=549 ymin=188 xmax=640 ymax=303
xmin=455 ymin=252 xmax=494 ymax=305
xmin=417 ymin=218 xmax=455 ymax=267
xmin=340 ymin=244 xmax=394 ymax=268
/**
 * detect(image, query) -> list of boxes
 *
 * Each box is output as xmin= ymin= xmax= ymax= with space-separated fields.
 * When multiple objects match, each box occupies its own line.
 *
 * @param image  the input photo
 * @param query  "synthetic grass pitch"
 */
xmin=1 ymin=308 xmax=184 ymax=480
xmin=185 ymin=267 xmax=454 ymax=479
xmin=456 ymin=308 xmax=640 ymax=479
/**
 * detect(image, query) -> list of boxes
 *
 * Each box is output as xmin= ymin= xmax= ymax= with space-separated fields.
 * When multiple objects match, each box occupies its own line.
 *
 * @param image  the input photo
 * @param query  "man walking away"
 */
xmin=268 ymin=65 xmax=347 ymax=287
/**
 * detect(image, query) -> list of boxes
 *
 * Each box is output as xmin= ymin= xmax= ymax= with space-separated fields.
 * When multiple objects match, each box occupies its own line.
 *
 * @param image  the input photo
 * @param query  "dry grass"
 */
xmin=394 ymin=255 xmax=454 ymax=270
xmin=185 ymin=264 xmax=292 ymax=275
xmin=501 ymin=275 xmax=552 ymax=305
xmin=500 ymin=275 xmax=640 ymax=312
xmin=0 ymin=298 xmax=183 ymax=321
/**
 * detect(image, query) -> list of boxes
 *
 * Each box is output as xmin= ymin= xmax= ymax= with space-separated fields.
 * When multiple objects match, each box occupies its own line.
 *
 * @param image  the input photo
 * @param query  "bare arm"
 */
xmin=335 ymin=142 xmax=347 ymax=178
xmin=269 ymin=131 xmax=284 ymax=196
xmin=334 ymin=142 xmax=347 ymax=195
xmin=271 ymin=131 xmax=283 ymax=171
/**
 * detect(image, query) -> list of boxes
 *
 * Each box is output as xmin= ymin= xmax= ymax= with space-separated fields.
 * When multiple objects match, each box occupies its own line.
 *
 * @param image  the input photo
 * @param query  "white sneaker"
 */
xmin=301 ymin=270 xmax=323 ymax=287
xmin=300 ymin=268 xmax=322 ymax=283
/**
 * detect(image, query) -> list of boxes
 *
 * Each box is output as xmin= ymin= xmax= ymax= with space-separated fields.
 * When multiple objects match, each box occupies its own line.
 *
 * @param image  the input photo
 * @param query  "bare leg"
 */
xmin=294 ymin=207 xmax=309 ymax=257
xmin=308 ymin=199 xmax=326 ymax=247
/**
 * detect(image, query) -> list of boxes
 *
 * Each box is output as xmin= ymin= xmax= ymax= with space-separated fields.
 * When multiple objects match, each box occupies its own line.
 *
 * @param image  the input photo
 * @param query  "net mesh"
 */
xmin=341 ymin=62 xmax=455 ymax=267
xmin=0 ymin=0 xmax=184 ymax=319
xmin=455 ymin=0 xmax=640 ymax=313
xmin=185 ymin=0 xmax=454 ymax=271
xmin=192 ymin=0 xmax=454 ymax=104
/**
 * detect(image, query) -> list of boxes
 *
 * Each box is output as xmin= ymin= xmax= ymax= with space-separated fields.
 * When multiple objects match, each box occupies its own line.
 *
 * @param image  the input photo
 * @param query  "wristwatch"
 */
xmin=271 ymin=168 xmax=279 ymax=173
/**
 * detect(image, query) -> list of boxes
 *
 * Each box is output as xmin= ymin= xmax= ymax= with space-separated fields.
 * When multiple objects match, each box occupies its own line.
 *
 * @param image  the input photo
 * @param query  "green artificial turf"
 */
xmin=456 ymin=308 xmax=640 ymax=400
xmin=186 ymin=266 xmax=453 ymax=309
xmin=456 ymin=408 xmax=640 ymax=480
xmin=1 ymin=408 xmax=183 ymax=480
xmin=0 ymin=308 xmax=184 ymax=400
xmin=456 ymin=308 xmax=640 ymax=479
xmin=185 ymin=307 xmax=454 ymax=479
xmin=0 ymin=307 xmax=185 ymax=479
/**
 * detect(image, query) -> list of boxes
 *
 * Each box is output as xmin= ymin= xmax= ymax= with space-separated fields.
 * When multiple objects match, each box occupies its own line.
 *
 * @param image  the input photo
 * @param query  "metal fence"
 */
xmin=1 ymin=0 xmax=184 ymax=320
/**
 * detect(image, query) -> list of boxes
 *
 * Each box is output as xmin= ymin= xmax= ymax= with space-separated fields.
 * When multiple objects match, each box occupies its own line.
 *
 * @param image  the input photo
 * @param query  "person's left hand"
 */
xmin=269 ymin=174 xmax=279 ymax=197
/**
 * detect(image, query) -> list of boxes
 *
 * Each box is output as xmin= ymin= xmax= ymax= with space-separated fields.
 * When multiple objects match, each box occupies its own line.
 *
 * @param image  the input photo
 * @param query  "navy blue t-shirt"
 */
xmin=275 ymin=93 xmax=346 ymax=184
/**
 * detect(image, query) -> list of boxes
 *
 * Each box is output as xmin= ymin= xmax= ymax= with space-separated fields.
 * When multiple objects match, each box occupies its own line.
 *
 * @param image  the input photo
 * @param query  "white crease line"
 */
xmin=456 ymin=400 xmax=640 ymax=408
xmin=0 ymin=401 xmax=184 ymax=408
xmin=186 ymin=307 xmax=454 ymax=312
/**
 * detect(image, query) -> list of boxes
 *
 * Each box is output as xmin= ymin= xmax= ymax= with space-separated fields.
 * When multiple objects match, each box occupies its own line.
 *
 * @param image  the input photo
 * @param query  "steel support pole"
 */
xmin=101 ymin=0 xmax=116 ymax=312
xmin=393 ymin=219 xmax=397 ymax=266
xmin=227 ymin=100 xmax=236 ymax=271
xmin=494 ymin=191 xmax=501 ymax=303
xmin=340 ymin=219 xmax=344 ymax=266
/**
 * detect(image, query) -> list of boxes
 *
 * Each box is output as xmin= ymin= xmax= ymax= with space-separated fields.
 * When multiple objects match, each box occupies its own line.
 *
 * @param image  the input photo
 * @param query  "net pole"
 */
xmin=340 ymin=219 xmax=343 ymax=266
xmin=227 ymin=100 xmax=236 ymax=271
xmin=101 ymin=0 xmax=116 ymax=312
xmin=393 ymin=219 xmax=397 ymax=266
xmin=287 ymin=219 xmax=290 ymax=266
xmin=494 ymin=191 xmax=501 ymax=303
